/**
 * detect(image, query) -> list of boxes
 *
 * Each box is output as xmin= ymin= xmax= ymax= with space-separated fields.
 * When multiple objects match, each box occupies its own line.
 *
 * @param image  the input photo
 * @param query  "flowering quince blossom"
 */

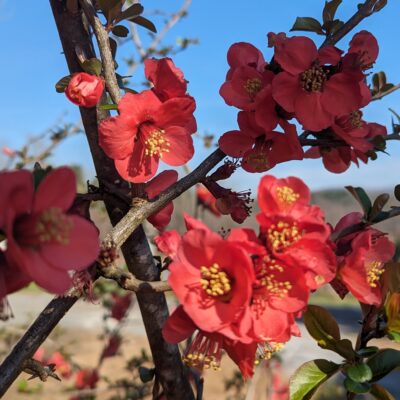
xmin=271 ymin=34 xmax=365 ymax=131
xmin=145 ymin=170 xmax=178 ymax=230
xmin=305 ymin=111 xmax=387 ymax=173
xmin=257 ymin=175 xmax=336 ymax=291
xmin=99 ymin=58 xmax=196 ymax=183
xmin=167 ymin=222 xmax=256 ymax=334
xmin=196 ymin=185 xmax=221 ymax=217
xmin=157 ymin=176 xmax=337 ymax=378
xmin=65 ymin=72 xmax=104 ymax=108
xmin=0 ymin=167 xmax=100 ymax=296
xmin=332 ymin=213 xmax=395 ymax=305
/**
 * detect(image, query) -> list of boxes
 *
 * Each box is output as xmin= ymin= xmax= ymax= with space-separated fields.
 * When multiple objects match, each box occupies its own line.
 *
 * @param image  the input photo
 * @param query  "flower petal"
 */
xmin=34 ymin=167 xmax=76 ymax=213
xmin=41 ymin=216 xmax=99 ymax=270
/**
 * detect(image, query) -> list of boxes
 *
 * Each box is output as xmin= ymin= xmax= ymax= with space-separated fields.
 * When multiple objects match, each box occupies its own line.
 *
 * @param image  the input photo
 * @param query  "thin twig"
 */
xmin=99 ymin=264 xmax=171 ymax=293
xmin=322 ymin=0 xmax=381 ymax=47
xmin=104 ymin=149 xmax=225 ymax=248
xmin=372 ymin=84 xmax=400 ymax=101
xmin=79 ymin=0 xmax=121 ymax=104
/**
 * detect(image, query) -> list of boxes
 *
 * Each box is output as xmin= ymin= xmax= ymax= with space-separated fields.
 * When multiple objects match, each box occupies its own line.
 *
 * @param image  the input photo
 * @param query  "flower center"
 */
xmin=255 ymin=342 xmax=284 ymax=364
xmin=200 ymin=263 xmax=232 ymax=298
xmin=183 ymin=332 xmax=223 ymax=371
xmin=349 ymin=110 xmax=363 ymax=128
xmin=300 ymin=65 xmax=327 ymax=92
xmin=35 ymin=208 xmax=73 ymax=245
xmin=267 ymin=221 xmax=302 ymax=252
xmin=256 ymin=257 xmax=292 ymax=299
xmin=367 ymin=260 xmax=384 ymax=288
xmin=144 ymin=129 xmax=170 ymax=157
xmin=276 ymin=186 xmax=299 ymax=205
xmin=244 ymin=78 xmax=262 ymax=98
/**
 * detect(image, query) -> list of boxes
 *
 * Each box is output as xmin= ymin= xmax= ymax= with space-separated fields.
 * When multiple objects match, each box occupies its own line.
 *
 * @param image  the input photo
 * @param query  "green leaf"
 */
xmin=115 ymin=3 xmax=144 ymax=23
xmin=323 ymin=19 xmax=344 ymax=36
xmin=345 ymin=186 xmax=372 ymax=217
xmin=387 ymin=331 xmax=400 ymax=342
xmin=122 ymin=87 xmax=138 ymax=94
xmin=369 ymin=193 xmax=390 ymax=221
xmin=33 ymin=165 xmax=53 ymax=190
xmin=112 ymin=25 xmax=129 ymax=37
xmin=344 ymin=377 xmax=371 ymax=394
xmin=139 ymin=366 xmax=155 ymax=383
xmin=346 ymin=363 xmax=373 ymax=383
xmin=371 ymin=383 xmax=396 ymax=400
xmin=99 ymin=103 xmax=118 ymax=110
xmin=129 ymin=15 xmax=157 ymax=33
xmin=395 ymin=185 xmax=400 ymax=201
xmin=289 ymin=359 xmax=340 ymax=400
xmin=81 ymin=58 xmax=102 ymax=76
xmin=356 ymin=347 xmax=380 ymax=358
xmin=367 ymin=348 xmax=400 ymax=382
xmin=323 ymin=0 xmax=342 ymax=23
xmin=98 ymin=0 xmax=123 ymax=24
xmin=55 ymin=75 xmax=72 ymax=93
xmin=290 ymin=17 xmax=325 ymax=35
xmin=304 ymin=305 xmax=341 ymax=343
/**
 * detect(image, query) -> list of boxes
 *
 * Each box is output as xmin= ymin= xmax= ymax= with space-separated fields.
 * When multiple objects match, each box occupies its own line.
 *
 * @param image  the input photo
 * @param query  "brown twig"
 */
xmin=79 ymin=0 xmax=121 ymax=104
xmin=99 ymin=264 xmax=171 ymax=293
xmin=322 ymin=0 xmax=381 ymax=47
xmin=50 ymin=2 xmax=195 ymax=399
xmin=372 ymin=83 xmax=400 ymax=101
xmin=104 ymin=148 xmax=225 ymax=248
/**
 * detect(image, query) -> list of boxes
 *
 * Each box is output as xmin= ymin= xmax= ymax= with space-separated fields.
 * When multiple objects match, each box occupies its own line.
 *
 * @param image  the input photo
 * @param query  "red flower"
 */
xmin=344 ymin=30 xmax=379 ymax=71
xmin=48 ymin=352 xmax=73 ymax=379
xmin=65 ymin=72 xmax=104 ymax=108
xmin=154 ymin=229 xmax=181 ymax=259
xmin=145 ymin=57 xmax=187 ymax=101
xmin=100 ymin=334 xmax=122 ymax=362
xmin=257 ymin=175 xmax=311 ymax=218
xmin=145 ymin=170 xmax=178 ymax=230
xmin=0 ymin=168 xmax=99 ymax=294
xmin=305 ymin=113 xmax=387 ymax=173
xmin=144 ymin=57 xmax=197 ymax=134
xmin=247 ymin=254 xmax=308 ymax=342
xmin=271 ymin=35 xmax=362 ymax=131
xmin=339 ymin=230 xmax=395 ymax=305
xmin=163 ymin=306 xmax=258 ymax=378
xmin=74 ymin=368 xmax=99 ymax=390
xmin=257 ymin=175 xmax=336 ymax=290
xmin=110 ymin=293 xmax=133 ymax=320
xmin=99 ymin=91 xmax=195 ymax=183
xmin=0 ymin=251 xmax=31 ymax=300
xmin=168 ymin=227 xmax=255 ymax=335
xmin=224 ymin=42 xmax=266 ymax=80
xmin=220 ymin=117 xmax=303 ymax=172
xmin=196 ymin=185 xmax=221 ymax=217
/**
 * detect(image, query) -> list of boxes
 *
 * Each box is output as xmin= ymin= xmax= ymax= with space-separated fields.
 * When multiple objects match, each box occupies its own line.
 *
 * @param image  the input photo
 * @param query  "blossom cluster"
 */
xmin=332 ymin=212 xmax=395 ymax=305
xmin=156 ymin=175 xmax=337 ymax=378
xmin=0 ymin=167 xmax=99 ymax=303
xmin=99 ymin=58 xmax=197 ymax=183
xmin=219 ymin=31 xmax=387 ymax=173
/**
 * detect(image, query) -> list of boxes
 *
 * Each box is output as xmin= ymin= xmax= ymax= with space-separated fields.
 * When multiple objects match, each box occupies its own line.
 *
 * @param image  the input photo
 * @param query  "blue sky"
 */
xmin=0 ymin=0 xmax=399 ymax=191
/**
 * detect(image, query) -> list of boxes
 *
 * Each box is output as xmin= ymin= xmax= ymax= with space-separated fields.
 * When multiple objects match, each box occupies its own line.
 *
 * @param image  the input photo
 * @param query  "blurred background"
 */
xmin=1 ymin=0 xmax=400 ymax=399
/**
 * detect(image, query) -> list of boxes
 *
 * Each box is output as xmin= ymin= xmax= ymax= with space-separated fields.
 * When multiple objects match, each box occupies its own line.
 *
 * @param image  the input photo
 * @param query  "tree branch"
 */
xmin=372 ymin=83 xmax=400 ymax=101
xmin=0 ymin=3 xmax=195 ymax=399
xmin=322 ymin=0 xmax=381 ymax=47
xmin=79 ymin=0 xmax=121 ymax=104
xmin=0 ymin=295 xmax=78 ymax=396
